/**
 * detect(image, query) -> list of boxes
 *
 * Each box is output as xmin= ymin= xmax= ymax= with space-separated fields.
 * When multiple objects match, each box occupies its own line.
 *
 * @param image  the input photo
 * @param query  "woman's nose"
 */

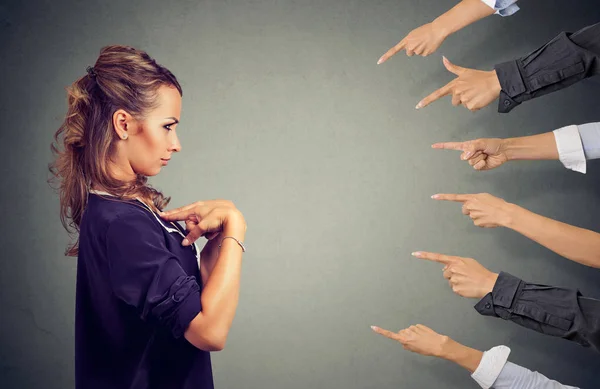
xmin=170 ymin=132 xmax=182 ymax=152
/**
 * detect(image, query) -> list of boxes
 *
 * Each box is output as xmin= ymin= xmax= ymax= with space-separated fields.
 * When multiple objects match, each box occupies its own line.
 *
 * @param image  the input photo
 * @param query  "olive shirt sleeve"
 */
xmin=105 ymin=209 xmax=202 ymax=339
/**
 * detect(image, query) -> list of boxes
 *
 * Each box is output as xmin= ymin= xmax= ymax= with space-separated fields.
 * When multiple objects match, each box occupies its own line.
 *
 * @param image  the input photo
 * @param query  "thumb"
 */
xmin=460 ymin=141 xmax=481 ymax=160
xmin=182 ymin=226 xmax=204 ymax=247
xmin=443 ymin=56 xmax=466 ymax=76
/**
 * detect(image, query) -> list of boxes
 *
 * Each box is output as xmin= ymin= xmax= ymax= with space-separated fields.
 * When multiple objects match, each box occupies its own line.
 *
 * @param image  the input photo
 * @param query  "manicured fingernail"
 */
xmin=431 ymin=194 xmax=440 ymax=199
xmin=442 ymin=55 xmax=448 ymax=62
xmin=377 ymin=57 xmax=383 ymax=65
xmin=412 ymin=252 xmax=421 ymax=257
xmin=462 ymin=152 xmax=472 ymax=160
xmin=371 ymin=326 xmax=379 ymax=331
xmin=415 ymin=102 xmax=423 ymax=109
xmin=182 ymin=239 xmax=190 ymax=246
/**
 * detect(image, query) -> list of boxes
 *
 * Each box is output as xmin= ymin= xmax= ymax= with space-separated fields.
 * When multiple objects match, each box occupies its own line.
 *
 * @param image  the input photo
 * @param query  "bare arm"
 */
xmin=503 ymin=132 xmax=560 ymax=161
xmin=185 ymin=220 xmax=246 ymax=351
xmin=505 ymin=204 xmax=600 ymax=268
xmin=432 ymin=0 xmax=496 ymax=38
xmin=440 ymin=339 xmax=484 ymax=373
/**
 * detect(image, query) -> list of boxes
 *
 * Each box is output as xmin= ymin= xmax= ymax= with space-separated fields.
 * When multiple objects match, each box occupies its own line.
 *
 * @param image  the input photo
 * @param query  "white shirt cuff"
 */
xmin=471 ymin=345 xmax=511 ymax=389
xmin=480 ymin=0 xmax=520 ymax=16
xmin=553 ymin=125 xmax=586 ymax=174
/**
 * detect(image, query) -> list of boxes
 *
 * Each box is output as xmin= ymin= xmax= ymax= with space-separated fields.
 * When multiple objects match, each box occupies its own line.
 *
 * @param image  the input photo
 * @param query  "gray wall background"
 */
xmin=1 ymin=0 xmax=600 ymax=388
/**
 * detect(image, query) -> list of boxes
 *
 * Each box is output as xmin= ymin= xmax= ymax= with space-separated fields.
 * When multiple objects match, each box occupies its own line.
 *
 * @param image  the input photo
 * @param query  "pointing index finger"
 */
xmin=412 ymin=251 xmax=457 ymax=265
xmin=371 ymin=326 xmax=401 ymax=341
xmin=431 ymin=193 xmax=470 ymax=202
xmin=431 ymin=141 xmax=466 ymax=151
xmin=160 ymin=204 xmax=197 ymax=221
xmin=417 ymin=81 xmax=453 ymax=109
xmin=377 ymin=38 xmax=407 ymax=65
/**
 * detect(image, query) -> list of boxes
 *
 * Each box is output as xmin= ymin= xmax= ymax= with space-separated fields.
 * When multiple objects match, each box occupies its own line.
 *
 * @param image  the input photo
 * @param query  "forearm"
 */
xmin=199 ymin=234 xmax=244 ymax=337
xmin=505 ymin=204 xmax=600 ymax=268
xmin=503 ymin=132 xmax=559 ymax=161
xmin=432 ymin=0 xmax=495 ymax=38
xmin=439 ymin=338 xmax=484 ymax=373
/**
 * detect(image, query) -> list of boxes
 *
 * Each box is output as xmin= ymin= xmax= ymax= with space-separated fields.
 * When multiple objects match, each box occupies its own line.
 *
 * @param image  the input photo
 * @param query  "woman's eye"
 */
xmin=164 ymin=124 xmax=173 ymax=130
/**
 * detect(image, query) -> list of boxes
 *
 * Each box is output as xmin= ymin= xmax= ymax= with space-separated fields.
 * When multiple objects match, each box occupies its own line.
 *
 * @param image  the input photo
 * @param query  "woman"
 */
xmin=49 ymin=45 xmax=247 ymax=389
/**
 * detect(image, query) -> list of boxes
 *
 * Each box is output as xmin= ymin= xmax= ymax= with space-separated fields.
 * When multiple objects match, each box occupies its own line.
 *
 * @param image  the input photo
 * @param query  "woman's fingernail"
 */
xmin=182 ymin=239 xmax=190 ymax=246
xmin=463 ymin=152 xmax=472 ymax=160
xmin=415 ymin=102 xmax=423 ymax=109
xmin=371 ymin=326 xmax=379 ymax=331
xmin=431 ymin=194 xmax=440 ymax=199
xmin=377 ymin=57 xmax=383 ymax=65
xmin=412 ymin=252 xmax=421 ymax=257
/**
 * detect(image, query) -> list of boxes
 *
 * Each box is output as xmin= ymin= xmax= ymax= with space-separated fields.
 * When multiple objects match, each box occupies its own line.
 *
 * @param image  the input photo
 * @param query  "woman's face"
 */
xmin=115 ymin=85 xmax=182 ymax=178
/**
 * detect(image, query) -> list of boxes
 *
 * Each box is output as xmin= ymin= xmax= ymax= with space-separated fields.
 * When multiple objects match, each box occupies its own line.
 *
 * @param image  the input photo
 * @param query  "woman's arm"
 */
xmin=505 ymin=203 xmax=600 ymax=268
xmin=432 ymin=0 xmax=498 ymax=39
xmin=183 ymin=212 xmax=246 ymax=351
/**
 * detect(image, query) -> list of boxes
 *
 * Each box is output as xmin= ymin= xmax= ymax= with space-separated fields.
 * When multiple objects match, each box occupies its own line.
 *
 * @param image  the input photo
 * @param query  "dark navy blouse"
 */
xmin=75 ymin=192 xmax=213 ymax=389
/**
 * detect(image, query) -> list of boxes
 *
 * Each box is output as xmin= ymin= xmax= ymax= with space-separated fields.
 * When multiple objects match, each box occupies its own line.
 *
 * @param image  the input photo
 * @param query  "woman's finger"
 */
xmin=443 ymin=267 xmax=453 ymax=279
xmin=451 ymin=93 xmax=461 ymax=107
xmin=462 ymin=203 xmax=471 ymax=215
xmin=377 ymin=38 xmax=407 ymax=65
xmin=160 ymin=203 xmax=198 ymax=221
xmin=468 ymin=153 xmax=486 ymax=167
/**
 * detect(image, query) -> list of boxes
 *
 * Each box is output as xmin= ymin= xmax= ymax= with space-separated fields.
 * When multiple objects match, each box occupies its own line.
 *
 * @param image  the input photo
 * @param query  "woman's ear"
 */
xmin=112 ymin=109 xmax=132 ymax=140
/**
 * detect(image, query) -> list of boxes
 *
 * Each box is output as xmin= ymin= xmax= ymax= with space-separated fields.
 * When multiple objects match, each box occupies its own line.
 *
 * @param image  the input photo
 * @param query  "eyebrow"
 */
xmin=165 ymin=117 xmax=179 ymax=123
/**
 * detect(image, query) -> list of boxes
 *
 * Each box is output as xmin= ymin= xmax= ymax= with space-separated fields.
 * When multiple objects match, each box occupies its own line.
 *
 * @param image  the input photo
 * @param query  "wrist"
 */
xmin=489 ymin=69 xmax=501 ymax=96
xmin=439 ymin=337 xmax=462 ymax=360
xmin=431 ymin=17 xmax=452 ymax=39
xmin=480 ymin=272 xmax=499 ymax=299
xmin=500 ymin=202 xmax=520 ymax=229
xmin=223 ymin=210 xmax=246 ymax=240
xmin=501 ymin=137 xmax=517 ymax=161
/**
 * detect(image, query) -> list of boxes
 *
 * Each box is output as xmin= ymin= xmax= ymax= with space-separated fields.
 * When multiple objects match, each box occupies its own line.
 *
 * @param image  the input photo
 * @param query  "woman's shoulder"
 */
xmin=84 ymin=194 xmax=157 ymax=231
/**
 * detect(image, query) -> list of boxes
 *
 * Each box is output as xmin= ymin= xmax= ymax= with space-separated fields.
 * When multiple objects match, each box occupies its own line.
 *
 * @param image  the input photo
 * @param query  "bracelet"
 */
xmin=219 ymin=236 xmax=246 ymax=252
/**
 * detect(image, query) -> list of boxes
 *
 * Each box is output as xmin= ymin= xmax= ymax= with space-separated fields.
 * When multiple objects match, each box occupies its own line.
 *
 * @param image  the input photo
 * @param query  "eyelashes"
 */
xmin=164 ymin=122 xmax=177 ymax=131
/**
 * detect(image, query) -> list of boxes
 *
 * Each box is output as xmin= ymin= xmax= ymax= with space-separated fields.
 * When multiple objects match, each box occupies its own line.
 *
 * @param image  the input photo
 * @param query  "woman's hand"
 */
xmin=432 ymin=138 xmax=509 ymax=171
xmin=412 ymin=251 xmax=498 ymax=299
xmin=160 ymin=199 xmax=246 ymax=246
xmin=417 ymin=57 xmax=501 ymax=111
xmin=432 ymin=193 xmax=515 ymax=228
xmin=371 ymin=324 xmax=451 ymax=357
xmin=377 ymin=23 xmax=449 ymax=63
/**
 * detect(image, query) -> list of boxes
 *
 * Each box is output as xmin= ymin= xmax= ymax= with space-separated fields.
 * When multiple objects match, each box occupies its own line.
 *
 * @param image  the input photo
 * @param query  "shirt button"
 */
xmin=504 ymin=100 xmax=511 ymax=107
xmin=485 ymin=303 xmax=492 ymax=309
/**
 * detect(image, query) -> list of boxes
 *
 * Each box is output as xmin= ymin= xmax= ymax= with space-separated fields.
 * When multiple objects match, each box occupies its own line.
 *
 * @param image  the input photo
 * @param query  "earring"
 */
xmin=122 ymin=134 xmax=128 ymax=140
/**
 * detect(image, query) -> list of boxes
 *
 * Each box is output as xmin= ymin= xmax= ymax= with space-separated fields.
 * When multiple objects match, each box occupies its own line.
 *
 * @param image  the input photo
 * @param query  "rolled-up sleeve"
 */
xmin=480 ymin=0 xmax=519 ymax=17
xmin=553 ymin=124 xmax=586 ymax=174
xmin=552 ymin=122 xmax=600 ymax=174
xmin=106 ymin=210 xmax=202 ymax=339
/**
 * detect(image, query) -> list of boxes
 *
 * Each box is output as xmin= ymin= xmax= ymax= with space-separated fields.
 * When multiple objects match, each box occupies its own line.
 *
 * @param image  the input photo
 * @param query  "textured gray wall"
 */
xmin=1 ymin=0 xmax=600 ymax=388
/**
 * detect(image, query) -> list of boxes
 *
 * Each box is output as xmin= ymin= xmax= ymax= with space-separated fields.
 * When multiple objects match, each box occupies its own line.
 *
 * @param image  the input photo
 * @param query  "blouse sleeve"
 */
xmin=105 ymin=209 xmax=202 ymax=339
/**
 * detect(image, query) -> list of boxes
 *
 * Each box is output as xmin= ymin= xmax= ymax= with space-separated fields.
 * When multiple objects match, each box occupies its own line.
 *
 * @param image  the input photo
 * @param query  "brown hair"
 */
xmin=48 ymin=45 xmax=183 ymax=256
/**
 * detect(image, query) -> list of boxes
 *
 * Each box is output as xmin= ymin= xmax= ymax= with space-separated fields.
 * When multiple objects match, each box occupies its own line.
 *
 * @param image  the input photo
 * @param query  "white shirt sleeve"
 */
xmin=577 ymin=122 xmax=600 ymax=160
xmin=492 ymin=362 xmax=580 ymax=389
xmin=471 ymin=345 xmax=580 ymax=389
xmin=480 ymin=0 xmax=520 ymax=16
xmin=553 ymin=124 xmax=586 ymax=174
xmin=471 ymin=345 xmax=511 ymax=389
